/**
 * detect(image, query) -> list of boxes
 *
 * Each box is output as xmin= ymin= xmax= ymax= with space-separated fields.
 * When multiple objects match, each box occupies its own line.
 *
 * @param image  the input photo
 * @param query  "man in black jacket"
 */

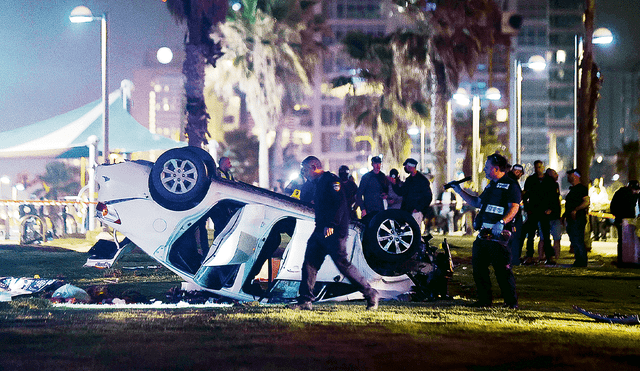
xmin=289 ymin=156 xmax=379 ymax=311
xmin=390 ymin=158 xmax=433 ymax=229
xmin=609 ymin=180 xmax=640 ymax=265
xmin=521 ymin=160 xmax=555 ymax=264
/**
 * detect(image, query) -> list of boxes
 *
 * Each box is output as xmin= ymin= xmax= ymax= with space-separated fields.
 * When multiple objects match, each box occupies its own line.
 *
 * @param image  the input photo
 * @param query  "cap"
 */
xmin=512 ymin=164 xmax=524 ymax=172
xmin=403 ymin=158 xmax=418 ymax=167
xmin=371 ymin=156 xmax=382 ymax=164
xmin=566 ymin=169 xmax=581 ymax=177
xmin=629 ymin=180 xmax=640 ymax=190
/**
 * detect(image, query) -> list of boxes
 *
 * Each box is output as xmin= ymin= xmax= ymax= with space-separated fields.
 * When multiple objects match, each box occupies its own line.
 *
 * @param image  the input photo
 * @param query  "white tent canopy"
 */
xmin=0 ymin=87 xmax=184 ymax=158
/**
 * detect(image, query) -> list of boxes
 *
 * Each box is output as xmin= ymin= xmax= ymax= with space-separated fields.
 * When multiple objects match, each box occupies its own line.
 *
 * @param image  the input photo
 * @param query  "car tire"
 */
xmin=149 ymin=147 xmax=215 ymax=211
xmin=182 ymin=146 xmax=217 ymax=179
xmin=365 ymin=209 xmax=421 ymax=263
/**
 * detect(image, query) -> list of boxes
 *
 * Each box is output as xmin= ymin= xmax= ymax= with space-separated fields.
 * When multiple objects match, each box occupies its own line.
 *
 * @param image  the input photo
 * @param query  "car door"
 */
xmin=202 ymin=204 xmax=267 ymax=267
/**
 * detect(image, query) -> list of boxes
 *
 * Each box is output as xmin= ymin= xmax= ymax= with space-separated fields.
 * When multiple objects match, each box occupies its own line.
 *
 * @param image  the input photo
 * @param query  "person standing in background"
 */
xmin=390 ymin=158 xmax=433 ymax=230
xmin=609 ymin=180 xmax=640 ymax=265
xmin=355 ymin=156 xmax=388 ymax=225
xmin=339 ymin=165 xmax=358 ymax=219
xmin=564 ymin=169 xmax=590 ymax=267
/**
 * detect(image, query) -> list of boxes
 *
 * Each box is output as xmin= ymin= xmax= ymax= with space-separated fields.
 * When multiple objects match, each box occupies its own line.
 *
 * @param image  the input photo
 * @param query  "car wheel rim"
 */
xmin=160 ymin=158 xmax=198 ymax=195
xmin=376 ymin=219 xmax=414 ymax=254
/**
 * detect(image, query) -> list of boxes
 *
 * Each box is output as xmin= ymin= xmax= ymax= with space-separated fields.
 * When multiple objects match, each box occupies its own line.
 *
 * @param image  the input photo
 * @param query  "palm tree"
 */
xmin=205 ymin=2 xmax=320 ymax=187
xmin=340 ymin=0 xmax=509 ymax=191
xmin=164 ymin=0 xmax=228 ymax=148
xmin=338 ymin=30 xmax=428 ymax=168
xmin=37 ymin=162 xmax=81 ymax=200
xmin=576 ymin=0 xmax=601 ymax=186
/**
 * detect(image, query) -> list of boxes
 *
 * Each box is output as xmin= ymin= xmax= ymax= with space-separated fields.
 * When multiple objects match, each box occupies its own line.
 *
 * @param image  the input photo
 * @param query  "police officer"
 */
xmin=217 ymin=157 xmax=235 ymax=181
xmin=289 ymin=156 xmax=379 ymax=310
xmin=450 ymin=153 xmax=520 ymax=308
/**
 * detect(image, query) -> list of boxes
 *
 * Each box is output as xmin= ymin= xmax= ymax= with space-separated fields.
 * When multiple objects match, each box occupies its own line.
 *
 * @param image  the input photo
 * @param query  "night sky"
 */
xmin=0 ymin=0 xmax=184 ymax=131
xmin=0 ymin=0 xmax=637 ymax=178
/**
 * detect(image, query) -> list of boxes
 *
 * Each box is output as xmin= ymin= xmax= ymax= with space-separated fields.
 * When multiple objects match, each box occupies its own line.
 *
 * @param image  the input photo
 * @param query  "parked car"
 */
xmin=93 ymin=147 xmax=438 ymax=303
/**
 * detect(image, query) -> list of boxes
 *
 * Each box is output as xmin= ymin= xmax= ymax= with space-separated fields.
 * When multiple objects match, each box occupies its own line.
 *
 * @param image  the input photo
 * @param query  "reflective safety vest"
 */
xmin=475 ymin=176 xmax=520 ymax=230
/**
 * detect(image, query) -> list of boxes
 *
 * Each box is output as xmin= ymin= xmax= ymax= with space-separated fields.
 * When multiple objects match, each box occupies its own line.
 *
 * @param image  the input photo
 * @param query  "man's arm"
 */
xmin=451 ymin=184 xmax=481 ymax=208
xmin=503 ymin=202 xmax=520 ymax=224
xmin=571 ymin=195 xmax=590 ymax=219
xmin=355 ymin=174 xmax=368 ymax=209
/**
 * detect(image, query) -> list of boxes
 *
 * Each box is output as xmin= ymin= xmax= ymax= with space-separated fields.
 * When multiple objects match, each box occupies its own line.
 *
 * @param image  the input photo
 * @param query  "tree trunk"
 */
xmin=183 ymin=43 xmax=209 ymax=148
xmin=576 ymin=0 xmax=596 ymax=186
xmin=431 ymin=91 xmax=447 ymax=200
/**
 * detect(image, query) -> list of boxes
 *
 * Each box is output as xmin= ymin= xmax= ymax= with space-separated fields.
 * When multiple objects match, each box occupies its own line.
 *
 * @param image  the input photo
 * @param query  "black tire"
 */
xmin=149 ymin=147 xmax=215 ymax=211
xmin=364 ymin=209 xmax=421 ymax=263
xmin=183 ymin=146 xmax=217 ymax=179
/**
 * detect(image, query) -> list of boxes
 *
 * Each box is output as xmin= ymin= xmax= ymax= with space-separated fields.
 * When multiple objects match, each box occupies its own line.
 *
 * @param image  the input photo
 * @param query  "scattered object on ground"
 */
xmin=51 ymin=284 xmax=91 ymax=303
xmin=164 ymin=285 xmax=227 ymax=304
xmin=84 ymin=237 xmax=134 ymax=269
xmin=0 ymin=276 xmax=63 ymax=302
xmin=573 ymin=305 xmax=640 ymax=325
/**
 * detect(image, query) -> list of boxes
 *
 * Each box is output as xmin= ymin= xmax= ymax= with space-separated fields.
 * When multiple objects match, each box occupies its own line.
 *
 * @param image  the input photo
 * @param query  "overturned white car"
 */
xmin=92 ymin=147 xmax=447 ymax=303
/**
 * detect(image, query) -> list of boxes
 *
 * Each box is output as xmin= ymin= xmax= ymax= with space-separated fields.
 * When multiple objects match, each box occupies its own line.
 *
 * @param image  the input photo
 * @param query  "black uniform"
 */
xmin=392 ymin=171 xmax=433 ymax=214
xmin=522 ymin=174 xmax=555 ymax=259
xmin=610 ymin=185 xmax=639 ymax=264
xmin=473 ymin=174 xmax=520 ymax=307
xmin=298 ymin=172 xmax=375 ymax=303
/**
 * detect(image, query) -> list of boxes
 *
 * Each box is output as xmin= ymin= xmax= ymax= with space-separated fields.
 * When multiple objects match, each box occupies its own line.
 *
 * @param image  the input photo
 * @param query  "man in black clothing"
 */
xmin=609 ymin=180 xmax=640 ymax=265
xmin=564 ymin=169 xmax=590 ymax=267
xmin=390 ymin=158 xmax=433 ymax=228
xmin=544 ymin=168 xmax=563 ymax=261
xmin=289 ymin=156 xmax=379 ymax=311
xmin=450 ymin=153 xmax=520 ymax=308
xmin=355 ymin=156 xmax=389 ymax=225
xmin=339 ymin=165 xmax=358 ymax=219
xmin=521 ymin=160 xmax=555 ymax=264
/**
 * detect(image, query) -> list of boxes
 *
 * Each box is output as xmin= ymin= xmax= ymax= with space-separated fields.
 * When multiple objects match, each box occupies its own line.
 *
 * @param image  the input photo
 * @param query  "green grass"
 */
xmin=1 ymin=238 xmax=640 ymax=370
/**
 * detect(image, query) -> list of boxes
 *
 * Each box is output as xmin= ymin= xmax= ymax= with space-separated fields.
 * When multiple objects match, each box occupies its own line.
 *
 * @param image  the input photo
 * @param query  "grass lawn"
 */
xmin=1 ymin=236 xmax=639 ymax=370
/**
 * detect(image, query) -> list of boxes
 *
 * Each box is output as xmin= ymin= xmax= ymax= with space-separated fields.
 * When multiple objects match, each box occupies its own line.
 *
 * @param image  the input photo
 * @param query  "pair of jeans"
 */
xmin=567 ymin=218 xmax=587 ymax=266
xmin=523 ymin=213 xmax=553 ymax=258
xmin=299 ymin=228 xmax=373 ymax=303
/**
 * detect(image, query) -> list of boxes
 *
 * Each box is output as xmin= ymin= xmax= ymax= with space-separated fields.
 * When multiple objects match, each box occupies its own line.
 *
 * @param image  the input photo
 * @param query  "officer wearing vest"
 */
xmin=449 ymin=153 xmax=520 ymax=309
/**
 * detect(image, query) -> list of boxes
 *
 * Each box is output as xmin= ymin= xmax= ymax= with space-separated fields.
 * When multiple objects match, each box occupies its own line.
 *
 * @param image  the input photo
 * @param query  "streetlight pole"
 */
xmin=70 ymin=6 xmax=109 ymax=163
xmin=510 ymin=55 xmax=546 ymax=166
xmin=472 ymin=96 xmax=480 ymax=190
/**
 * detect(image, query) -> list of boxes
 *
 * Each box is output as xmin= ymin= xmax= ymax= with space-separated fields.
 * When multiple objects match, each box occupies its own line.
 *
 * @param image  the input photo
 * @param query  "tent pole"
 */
xmin=88 ymin=138 xmax=97 ymax=231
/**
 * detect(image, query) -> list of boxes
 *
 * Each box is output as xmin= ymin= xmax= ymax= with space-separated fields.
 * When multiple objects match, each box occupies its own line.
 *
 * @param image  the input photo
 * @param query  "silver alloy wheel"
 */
xmin=160 ymin=158 xmax=198 ymax=195
xmin=376 ymin=219 xmax=414 ymax=254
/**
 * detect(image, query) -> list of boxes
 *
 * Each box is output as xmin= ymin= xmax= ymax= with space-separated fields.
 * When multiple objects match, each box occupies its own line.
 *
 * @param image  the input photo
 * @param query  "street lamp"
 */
xmin=454 ymin=87 xmax=502 ymax=190
xmin=510 ymin=55 xmax=546 ymax=165
xmin=70 ymin=6 xmax=109 ymax=163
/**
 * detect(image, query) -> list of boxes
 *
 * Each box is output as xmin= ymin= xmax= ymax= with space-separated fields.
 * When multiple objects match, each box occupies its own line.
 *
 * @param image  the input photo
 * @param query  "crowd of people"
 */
xmin=218 ymin=153 xmax=640 ymax=309
xmin=220 ymin=154 xmax=640 ymax=268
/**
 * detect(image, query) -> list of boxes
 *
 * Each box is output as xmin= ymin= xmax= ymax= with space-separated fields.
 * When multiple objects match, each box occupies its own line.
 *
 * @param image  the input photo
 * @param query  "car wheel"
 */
xmin=183 ymin=146 xmax=217 ymax=179
xmin=365 ymin=209 xmax=420 ymax=263
xmin=149 ymin=147 xmax=215 ymax=211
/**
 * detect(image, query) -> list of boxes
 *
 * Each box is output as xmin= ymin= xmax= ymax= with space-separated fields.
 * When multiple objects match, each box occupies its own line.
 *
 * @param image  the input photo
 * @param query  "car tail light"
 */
xmin=96 ymin=202 xmax=121 ymax=224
